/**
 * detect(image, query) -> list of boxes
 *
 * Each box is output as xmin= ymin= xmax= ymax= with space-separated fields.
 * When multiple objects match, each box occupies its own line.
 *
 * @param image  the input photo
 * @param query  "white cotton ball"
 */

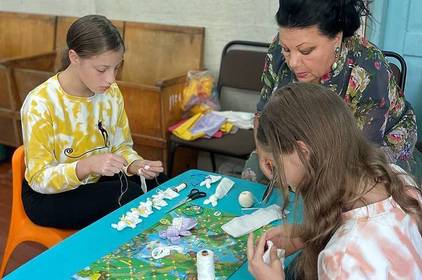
xmin=238 ymin=191 xmax=254 ymax=208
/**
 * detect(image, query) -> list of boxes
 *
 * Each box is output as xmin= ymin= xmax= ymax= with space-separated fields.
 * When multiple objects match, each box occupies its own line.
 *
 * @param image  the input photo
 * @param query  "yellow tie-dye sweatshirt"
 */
xmin=21 ymin=74 xmax=142 ymax=194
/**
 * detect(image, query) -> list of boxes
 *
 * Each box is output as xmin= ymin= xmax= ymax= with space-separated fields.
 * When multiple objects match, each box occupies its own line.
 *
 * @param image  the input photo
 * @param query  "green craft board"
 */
xmin=73 ymin=204 xmax=268 ymax=280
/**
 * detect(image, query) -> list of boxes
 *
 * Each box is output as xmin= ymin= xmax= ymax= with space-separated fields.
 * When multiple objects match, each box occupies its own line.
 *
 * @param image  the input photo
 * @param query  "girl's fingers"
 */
xmin=138 ymin=169 xmax=156 ymax=178
xmin=148 ymin=160 xmax=163 ymax=167
xmin=266 ymin=226 xmax=284 ymax=239
xmin=147 ymin=165 xmax=164 ymax=173
xmin=141 ymin=160 xmax=163 ymax=168
xmin=103 ymin=165 xmax=120 ymax=174
xmin=115 ymin=155 xmax=128 ymax=165
xmin=110 ymin=160 xmax=125 ymax=170
xmin=102 ymin=167 xmax=118 ymax=176
xmin=247 ymin=232 xmax=255 ymax=262
xmin=255 ymin=232 xmax=267 ymax=258
xmin=270 ymin=245 xmax=281 ymax=268
xmin=138 ymin=160 xmax=163 ymax=177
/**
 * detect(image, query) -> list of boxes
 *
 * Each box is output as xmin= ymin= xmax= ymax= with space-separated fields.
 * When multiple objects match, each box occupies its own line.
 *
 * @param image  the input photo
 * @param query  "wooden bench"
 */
xmin=0 ymin=12 xmax=204 ymax=172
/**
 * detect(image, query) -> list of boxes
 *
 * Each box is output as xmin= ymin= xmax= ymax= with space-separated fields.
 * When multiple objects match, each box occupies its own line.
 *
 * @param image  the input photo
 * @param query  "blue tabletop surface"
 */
xmin=5 ymin=169 xmax=302 ymax=279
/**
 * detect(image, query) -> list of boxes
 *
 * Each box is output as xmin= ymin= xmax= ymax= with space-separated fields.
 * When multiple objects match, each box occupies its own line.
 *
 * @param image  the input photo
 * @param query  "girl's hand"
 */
xmin=128 ymin=159 xmax=163 ymax=179
xmin=247 ymin=232 xmax=285 ymax=280
xmin=77 ymin=153 xmax=127 ymax=179
xmin=266 ymin=225 xmax=305 ymax=256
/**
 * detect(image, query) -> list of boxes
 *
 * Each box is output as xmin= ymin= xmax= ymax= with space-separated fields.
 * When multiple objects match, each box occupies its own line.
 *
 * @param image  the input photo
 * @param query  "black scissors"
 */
xmin=168 ymin=188 xmax=206 ymax=212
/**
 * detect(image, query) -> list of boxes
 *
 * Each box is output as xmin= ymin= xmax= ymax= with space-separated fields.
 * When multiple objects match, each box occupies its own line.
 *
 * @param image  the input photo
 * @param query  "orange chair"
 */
xmin=0 ymin=146 xmax=76 ymax=277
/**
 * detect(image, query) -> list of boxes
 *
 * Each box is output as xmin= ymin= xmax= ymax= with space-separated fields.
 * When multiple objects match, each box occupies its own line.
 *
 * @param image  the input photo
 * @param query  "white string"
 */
xmin=117 ymin=171 xmax=129 ymax=206
xmin=140 ymin=175 xmax=147 ymax=194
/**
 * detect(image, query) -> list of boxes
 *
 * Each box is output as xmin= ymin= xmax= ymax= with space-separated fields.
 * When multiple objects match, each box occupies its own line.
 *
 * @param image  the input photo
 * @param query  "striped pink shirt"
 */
xmin=318 ymin=187 xmax=422 ymax=279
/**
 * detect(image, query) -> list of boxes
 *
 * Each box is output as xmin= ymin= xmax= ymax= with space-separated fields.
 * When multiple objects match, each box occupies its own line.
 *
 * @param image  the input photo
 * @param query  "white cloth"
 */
xmin=263 ymin=240 xmax=285 ymax=268
xmin=222 ymin=205 xmax=286 ymax=238
xmin=203 ymin=177 xmax=234 ymax=207
xmin=200 ymin=175 xmax=222 ymax=189
xmin=212 ymin=111 xmax=254 ymax=129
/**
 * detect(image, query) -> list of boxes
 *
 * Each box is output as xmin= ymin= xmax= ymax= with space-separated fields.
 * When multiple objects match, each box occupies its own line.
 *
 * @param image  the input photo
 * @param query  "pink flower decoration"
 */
xmin=349 ymin=77 xmax=357 ymax=89
xmin=399 ymin=89 xmax=404 ymax=97
xmin=374 ymin=61 xmax=381 ymax=70
xmin=263 ymin=60 xmax=269 ymax=72
xmin=344 ymin=95 xmax=350 ymax=104
xmin=347 ymin=58 xmax=354 ymax=65
xmin=321 ymin=73 xmax=331 ymax=82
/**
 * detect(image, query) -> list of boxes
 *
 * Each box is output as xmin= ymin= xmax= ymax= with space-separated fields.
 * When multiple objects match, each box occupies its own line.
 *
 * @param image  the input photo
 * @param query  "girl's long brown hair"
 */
xmin=256 ymin=83 xmax=422 ymax=279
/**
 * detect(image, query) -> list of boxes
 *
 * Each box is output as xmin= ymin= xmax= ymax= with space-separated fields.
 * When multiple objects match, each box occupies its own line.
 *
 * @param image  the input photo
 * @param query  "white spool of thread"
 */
xmin=238 ymin=191 xmax=254 ymax=208
xmin=173 ymin=182 xmax=187 ymax=193
xmin=196 ymin=249 xmax=215 ymax=280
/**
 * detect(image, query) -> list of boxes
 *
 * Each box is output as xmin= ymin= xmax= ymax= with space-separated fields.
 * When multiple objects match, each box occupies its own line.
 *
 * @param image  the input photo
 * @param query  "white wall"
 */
xmin=0 ymin=0 xmax=279 ymax=75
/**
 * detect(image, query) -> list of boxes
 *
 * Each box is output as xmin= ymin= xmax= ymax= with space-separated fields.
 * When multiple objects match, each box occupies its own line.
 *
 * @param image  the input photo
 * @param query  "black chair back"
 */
xmin=217 ymin=41 xmax=269 ymax=93
xmin=382 ymin=50 xmax=407 ymax=91
xmin=216 ymin=41 xmax=269 ymax=112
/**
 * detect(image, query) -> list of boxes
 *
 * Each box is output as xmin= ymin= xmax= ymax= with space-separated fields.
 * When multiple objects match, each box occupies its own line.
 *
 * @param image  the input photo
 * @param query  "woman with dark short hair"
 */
xmin=242 ymin=0 xmax=419 ymax=184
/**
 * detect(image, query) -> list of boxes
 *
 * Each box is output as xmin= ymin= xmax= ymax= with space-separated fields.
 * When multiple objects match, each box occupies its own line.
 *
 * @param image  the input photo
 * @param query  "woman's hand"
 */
xmin=76 ymin=153 xmax=127 ymax=179
xmin=128 ymin=159 xmax=163 ymax=179
xmin=266 ymin=225 xmax=304 ymax=256
xmin=247 ymin=232 xmax=285 ymax=280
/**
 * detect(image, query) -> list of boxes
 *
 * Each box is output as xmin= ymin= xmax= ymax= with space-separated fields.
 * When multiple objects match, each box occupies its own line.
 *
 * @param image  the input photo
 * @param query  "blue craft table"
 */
xmin=4 ymin=169 xmax=302 ymax=279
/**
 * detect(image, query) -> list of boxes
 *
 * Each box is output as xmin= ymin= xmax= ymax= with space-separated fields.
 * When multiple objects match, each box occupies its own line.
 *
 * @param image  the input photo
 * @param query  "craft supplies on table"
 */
xmin=263 ymin=241 xmax=285 ymax=268
xmin=238 ymin=191 xmax=254 ymax=208
xmin=5 ymin=170 xmax=301 ymax=280
xmin=167 ymin=188 xmax=207 ymax=212
xmin=203 ymin=177 xmax=235 ymax=207
xmin=75 ymin=203 xmax=271 ymax=279
xmin=197 ymin=249 xmax=215 ymax=280
xmin=222 ymin=205 xmax=289 ymax=238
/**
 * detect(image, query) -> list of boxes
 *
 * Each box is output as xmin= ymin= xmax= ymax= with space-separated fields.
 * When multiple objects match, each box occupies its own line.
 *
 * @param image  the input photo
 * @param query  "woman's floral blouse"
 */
xmin=257 ymin=34 xmax=417 ymax=163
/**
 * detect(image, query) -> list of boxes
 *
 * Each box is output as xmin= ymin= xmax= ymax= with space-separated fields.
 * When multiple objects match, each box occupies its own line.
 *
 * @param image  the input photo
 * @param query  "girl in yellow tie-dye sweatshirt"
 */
xmin=21 ymin=15 xmax=164 ymax=229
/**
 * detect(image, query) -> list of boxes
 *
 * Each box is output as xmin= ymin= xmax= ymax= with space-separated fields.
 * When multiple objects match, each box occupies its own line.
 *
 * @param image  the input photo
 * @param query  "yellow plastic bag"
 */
xmin=181 ymin=71 xmax=219 ymax=116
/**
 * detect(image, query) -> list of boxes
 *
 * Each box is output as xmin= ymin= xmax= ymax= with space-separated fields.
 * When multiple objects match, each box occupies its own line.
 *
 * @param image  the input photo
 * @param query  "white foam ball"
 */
xmin=238 ymin=191 xmax=254 ymax=208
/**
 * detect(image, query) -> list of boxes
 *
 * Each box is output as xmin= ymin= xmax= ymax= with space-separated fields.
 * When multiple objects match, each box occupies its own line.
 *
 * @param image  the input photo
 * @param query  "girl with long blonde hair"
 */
xmin=247 ymin=83 xmax=422 ymax=279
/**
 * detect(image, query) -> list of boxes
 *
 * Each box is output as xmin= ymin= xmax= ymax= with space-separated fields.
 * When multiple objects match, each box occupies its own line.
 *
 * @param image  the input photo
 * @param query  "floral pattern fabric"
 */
xmin=257 ymin=34 xmax=417 ymax=163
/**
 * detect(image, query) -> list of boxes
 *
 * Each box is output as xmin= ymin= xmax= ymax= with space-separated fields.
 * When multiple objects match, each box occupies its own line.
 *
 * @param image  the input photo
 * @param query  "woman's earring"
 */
xmin=332 ymin=46 xmax=340 ymax=71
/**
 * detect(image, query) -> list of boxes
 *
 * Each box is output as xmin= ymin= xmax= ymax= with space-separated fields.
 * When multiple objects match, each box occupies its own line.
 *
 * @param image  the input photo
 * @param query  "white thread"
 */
xmin=196 ymin=249 xmax=215 ymax=280
xmin=173 ymin=182 xmax=187 ymax=192
xmin=117 ymin=171 xmax=129 ymax=206
xmin=140 ymin=175 xmax=147 ymax=193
